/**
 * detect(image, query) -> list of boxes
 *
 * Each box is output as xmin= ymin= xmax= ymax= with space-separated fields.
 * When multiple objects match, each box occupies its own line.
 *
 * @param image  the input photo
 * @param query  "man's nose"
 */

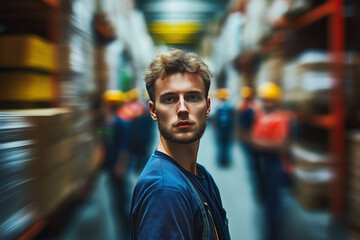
xmin=177 ymin=97 xmax=189 ymax=116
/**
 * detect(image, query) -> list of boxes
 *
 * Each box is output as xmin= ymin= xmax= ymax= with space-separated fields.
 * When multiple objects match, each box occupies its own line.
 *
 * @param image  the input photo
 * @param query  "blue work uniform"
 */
xmin=102 ymin=116 xmax=131 ymax=239
xmin=130 ymin=150 xmax=230 ymax=240
xmin=215 ymin=101 xmax=234 ymax=166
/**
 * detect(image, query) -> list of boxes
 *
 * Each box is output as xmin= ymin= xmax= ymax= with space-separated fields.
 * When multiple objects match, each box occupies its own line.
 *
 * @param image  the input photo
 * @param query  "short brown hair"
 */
xmin=144 ymin=49 xmax=213 ymax=102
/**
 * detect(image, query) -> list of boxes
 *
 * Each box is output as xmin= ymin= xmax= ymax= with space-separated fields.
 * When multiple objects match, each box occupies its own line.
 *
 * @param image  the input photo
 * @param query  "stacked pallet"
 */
xmin=2 ymin=109 xmax=77 ymax=218
xmin=58 ymin=0 xmax=100 ymax=185
xmin=0 ymin=114 xmax=37 ymax=239
xmin=292 ymin=143 xmax=333 ymax=209
xmin=348 ymin=131 xmax=360 ymax=234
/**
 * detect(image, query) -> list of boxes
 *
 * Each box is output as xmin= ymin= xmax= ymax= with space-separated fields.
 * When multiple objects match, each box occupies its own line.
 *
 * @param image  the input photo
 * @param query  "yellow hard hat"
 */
xmin=126 ymin=88 xmax=140 ymax=101
xmin=217 ymin=88 xmax=229 ymax=100
xmin=103 ymin=90 xmax=125 ymax=104
xmin=257 ymin=82 xmax=282 ymax=100
xmin=241 ymin=86 xmax=253 ymax=98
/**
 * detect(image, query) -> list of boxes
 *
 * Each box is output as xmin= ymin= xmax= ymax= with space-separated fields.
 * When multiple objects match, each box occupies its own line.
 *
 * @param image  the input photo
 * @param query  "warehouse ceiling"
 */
xmin=135 ymin=0 xmax=231 ymax=46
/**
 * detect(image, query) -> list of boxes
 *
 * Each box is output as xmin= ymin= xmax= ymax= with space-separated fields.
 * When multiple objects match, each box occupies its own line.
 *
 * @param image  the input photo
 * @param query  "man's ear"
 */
xmin=206 ymin=97 xmax=211 ymax=118
xmin=149 ymin=101 xmax=158 ymax=121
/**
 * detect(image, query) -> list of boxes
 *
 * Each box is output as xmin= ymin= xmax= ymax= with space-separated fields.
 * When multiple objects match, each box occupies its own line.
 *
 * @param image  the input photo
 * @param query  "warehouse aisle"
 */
xmin=54 ymin=172 xmax=120 ymax=240
xmin=198 ymin=123 xmax=261 ymax=240
xmin=53 ymin=123 xmax=332 ymax=240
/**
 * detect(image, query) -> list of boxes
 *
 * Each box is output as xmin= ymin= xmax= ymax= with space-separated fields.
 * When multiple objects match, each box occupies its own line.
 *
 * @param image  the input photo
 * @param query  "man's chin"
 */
xmin=173 ymin=135 xmax=199 ymax=144
xmin=164 ymin=133 xmax=199 ymax=144
xmin=158 ymin=121 xmax=206 ymax=144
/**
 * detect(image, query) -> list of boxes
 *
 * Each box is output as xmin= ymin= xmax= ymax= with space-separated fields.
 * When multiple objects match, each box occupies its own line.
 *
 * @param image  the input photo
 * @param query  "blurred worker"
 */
xmin=236 ymin=86 xmax=262 ymax=200
xmin=130 ymin=49 xmax=230 ymax=240
xmin=215 ymin=88 xmax=235 ymax=167
xmin=237 ymin=86 xmax=255 ymax=140
xmin=250 ymin=82 xmax=291 ymax=240
xmin=101 ymin=90 xmax=131 ymax=239
xmin=126 ymin=88 xmax=154 ymax=173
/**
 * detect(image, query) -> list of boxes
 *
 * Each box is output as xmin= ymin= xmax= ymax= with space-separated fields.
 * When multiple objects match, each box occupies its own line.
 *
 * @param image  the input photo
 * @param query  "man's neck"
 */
xmin=157 ymin=136 xmax=199 ymax=175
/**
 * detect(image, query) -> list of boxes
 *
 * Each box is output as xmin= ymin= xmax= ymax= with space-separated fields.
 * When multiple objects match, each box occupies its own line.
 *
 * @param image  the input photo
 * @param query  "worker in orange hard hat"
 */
xmin=214 ymin=88 xmax=235 ymax=167
xmin=250 ymin=82 xmax=292 ymax=240
xmin=101 ymin=89 xmax=131 ymax=240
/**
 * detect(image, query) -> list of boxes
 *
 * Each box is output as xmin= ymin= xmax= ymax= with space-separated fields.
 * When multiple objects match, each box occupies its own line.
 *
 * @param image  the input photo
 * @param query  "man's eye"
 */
xmin=164 ymin=97 xmax=174 ymax=103
xmin=188 ymin=95 xmax=200 ymax=101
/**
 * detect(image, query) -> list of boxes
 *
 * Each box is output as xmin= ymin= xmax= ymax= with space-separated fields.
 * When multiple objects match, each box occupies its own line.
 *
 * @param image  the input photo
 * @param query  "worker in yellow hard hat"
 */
xmin=237 ymin=86 xmax=256 ymax=140
xmin=101 ymin=89 xmax=131 ymax=239
xmin=214 ymin=88 xmax=234 ymax=167
xmin=236 ymin=85 xmax=258 ymax=199
xmin=217 ymin=88 xmax=230 ymax=100
xmin=250 ymin=82 xmax=291 ymax=240
xmin=127 ymin=88 xmax=140 ymax=101
xmin=103 ymin=90 xmax=125 ymax=106
xmin=257 ymin=82 xmax=282 ymax=113
xmin=241 ymin=86 xmax=253 ymax=99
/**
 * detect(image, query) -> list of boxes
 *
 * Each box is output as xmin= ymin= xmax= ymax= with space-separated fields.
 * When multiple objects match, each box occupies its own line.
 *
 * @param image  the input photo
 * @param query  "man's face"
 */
xmin=149 ymin=72 xmax=210 ymax=144
xmin=261 ymin=98 xmax=277 ymax=112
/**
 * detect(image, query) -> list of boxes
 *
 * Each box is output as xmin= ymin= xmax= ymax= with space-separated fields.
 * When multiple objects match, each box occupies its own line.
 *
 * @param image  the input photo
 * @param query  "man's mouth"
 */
xmin=175 ymin=121 xmax=193 ymax=129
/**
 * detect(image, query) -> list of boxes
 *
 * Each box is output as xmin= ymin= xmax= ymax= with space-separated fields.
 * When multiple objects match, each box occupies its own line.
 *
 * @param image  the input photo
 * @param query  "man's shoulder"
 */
xmin=134 ymin=154 xmax=192 ymax=197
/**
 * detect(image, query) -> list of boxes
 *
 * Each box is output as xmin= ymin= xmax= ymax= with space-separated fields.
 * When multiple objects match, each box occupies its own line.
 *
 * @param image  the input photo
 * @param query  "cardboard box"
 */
xmin=349 ymin=229 xmax=360 ymax=240
xmin=294 ymin=168 xmax=331 ymax=210
xmin=294 ymin=178 xmax=329 ymax=210
xmin=292 ymin=144 xmax=332 ymax=171
xmin=37 ymin=159 xmax=76 ymax=217
xmin=0 ymin=35 xmax=58 ymax=72
xmin=1 ymin=108 xmax=73 ymax=140
xmin=0 ymin=109 xmax=75 ymax=173
xmin=0 ymin=72 xmax=55 ymax=101
xmin=0 ymin=113 xmax=34 ymax=143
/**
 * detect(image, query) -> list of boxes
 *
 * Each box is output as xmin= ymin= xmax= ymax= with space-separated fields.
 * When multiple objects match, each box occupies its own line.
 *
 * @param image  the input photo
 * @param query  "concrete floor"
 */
xmin=54 ymin=124 xmax=332 ymax=240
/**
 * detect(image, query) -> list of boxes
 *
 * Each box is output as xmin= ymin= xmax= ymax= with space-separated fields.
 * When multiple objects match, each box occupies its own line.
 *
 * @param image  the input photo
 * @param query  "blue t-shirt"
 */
xmin=130 ymin=150 xmax=230 ymax=240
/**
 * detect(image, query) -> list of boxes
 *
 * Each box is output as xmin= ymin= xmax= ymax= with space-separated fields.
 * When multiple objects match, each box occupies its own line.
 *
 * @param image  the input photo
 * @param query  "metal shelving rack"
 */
xmin=260 ymin=0 xmax=346 ymax=224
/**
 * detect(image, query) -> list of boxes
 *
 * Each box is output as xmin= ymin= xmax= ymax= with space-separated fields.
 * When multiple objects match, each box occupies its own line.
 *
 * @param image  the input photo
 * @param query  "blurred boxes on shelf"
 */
xmin=2 ymin=108 xmax=74 ymax=144
xmin=283 ymin=50 xmax=358 ymax=115
xmin=348 ymin=131 xmax=360 ymax=230
xmin=0 ymin=114 xmax=34 ymax=143
xmin=0 ymin=72 xmax=55 ymax=102
xmin=74 ymin=132 xmax=98 ymax=184
xmin=38 ymin=159 xmax=76 ymax=216
xmin=291 ymin=140 xmax=332 ymax=210
xmin=0 ymin=114 xmax=37 ymax=240
xmin=292 ymin=144 xmax=332 ymax=171
xmin=0 ymin=35 xmax=58 ymax=73
xmin=349 ymin=229 xmax=360 ymax=240
xmin=0 ymin=108 xmax=77 ymax=217
xmin=282 ymin=50 xmax=331 ymax=114
xmin=1 ymin=107 xmax=101 ymax=218
xmin=256 ymin=56 xmax=284 ymax=87
xmin=294 ymin=167 xmax=332 ymax=210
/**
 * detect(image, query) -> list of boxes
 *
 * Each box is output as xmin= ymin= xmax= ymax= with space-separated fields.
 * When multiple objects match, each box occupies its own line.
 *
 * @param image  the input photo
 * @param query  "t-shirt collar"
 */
xmin=154 ymin=149 xmax=205 ymax=180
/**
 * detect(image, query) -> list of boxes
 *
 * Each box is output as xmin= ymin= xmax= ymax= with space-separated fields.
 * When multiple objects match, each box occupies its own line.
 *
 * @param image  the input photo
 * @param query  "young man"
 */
xmin=130 ymin=49 xmax=230 ymax=240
